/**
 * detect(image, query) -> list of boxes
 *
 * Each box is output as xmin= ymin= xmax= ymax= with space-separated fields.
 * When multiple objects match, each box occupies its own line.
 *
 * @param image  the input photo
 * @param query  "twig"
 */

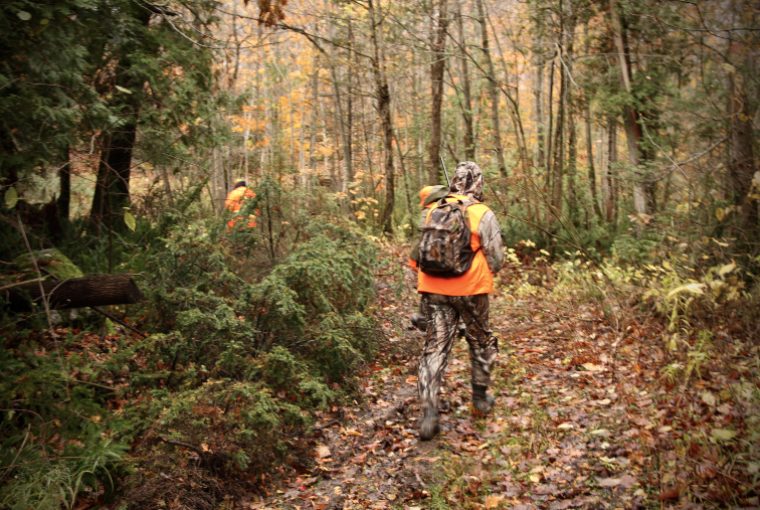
xmin=64 ymin=377 xmax=118 ymax=392
xmin=16 ymin=213 xmax=56 ymax=339
xmin=0 ymin=424 xmax=31 ymax=483
xmin=158 ymin=436 xmax=204 ymax=455
xmin=0 ymin=277 xmax=47 ymax=292
xmin=90 ymin=306 xmax=148 ymax=338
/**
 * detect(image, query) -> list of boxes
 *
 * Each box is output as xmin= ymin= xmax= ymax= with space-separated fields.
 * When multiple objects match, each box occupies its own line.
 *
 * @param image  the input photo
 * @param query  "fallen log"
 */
xmin=8 ymin=274 xmax=144 ymax=310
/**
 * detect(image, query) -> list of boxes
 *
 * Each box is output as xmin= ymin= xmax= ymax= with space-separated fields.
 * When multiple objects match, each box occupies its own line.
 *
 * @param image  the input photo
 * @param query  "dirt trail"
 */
xmin=245 ymin=260 xmax=756 ymax=509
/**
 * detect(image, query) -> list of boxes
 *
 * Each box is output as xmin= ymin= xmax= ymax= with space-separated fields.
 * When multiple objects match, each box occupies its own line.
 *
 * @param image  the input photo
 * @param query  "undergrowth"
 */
xmin=0 ymin=185 xmax=382 ymax=509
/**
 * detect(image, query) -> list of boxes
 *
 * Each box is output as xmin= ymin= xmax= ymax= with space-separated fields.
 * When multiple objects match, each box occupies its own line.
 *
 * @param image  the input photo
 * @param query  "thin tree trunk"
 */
xmin=551 ymin=60 xmax=565 ymax=220
xmin=584 ymin=22 xmax=603 ymax=221
xmin=345 ymin=20 xmax=355 ymax=190
xmin=456 ymin=0 xmax=475 ymax=160
xmin=487 ymin=8 xmax=530 ymax=173
xmin=533 ymin=28 xmax=546 ymax=171
xmin=369 ymin=0 xmax=395 ymax=234
xmin=308 ymin=54 xmax=319 ymax=190
xmin=545 ymin=55 xmax=555 ymax=215
xmin=603 ymin=115 xmax=618 ymax=224
xmin=585 ymin=104 xmax=602 ymax=221
xmin=428 ymin=0 xmax=448 ymax=183
xmin=564 ymin=4 xmax=578 ymax=225
xmin=57 ymin=147 xmax=70 ymax=226
xmin=475 ymin=0 xmax=507 ymax=180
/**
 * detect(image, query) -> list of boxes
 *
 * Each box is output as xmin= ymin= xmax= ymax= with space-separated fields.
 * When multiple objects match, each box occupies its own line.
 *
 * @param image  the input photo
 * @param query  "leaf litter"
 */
xmin=243 ymin=248 xmax=759 ymax=509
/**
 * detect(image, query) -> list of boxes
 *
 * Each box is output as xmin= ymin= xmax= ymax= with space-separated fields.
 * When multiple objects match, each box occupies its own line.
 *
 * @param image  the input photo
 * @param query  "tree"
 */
xmin=368 ymin=0 xmax=396 ymax=234
xmin=428 ymin=0 xmax=449 ymax=183
xmin=475 ymin=0 xmax=507 ymax=180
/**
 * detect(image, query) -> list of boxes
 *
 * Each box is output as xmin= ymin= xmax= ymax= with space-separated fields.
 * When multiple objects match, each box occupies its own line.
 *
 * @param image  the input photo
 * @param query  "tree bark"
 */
xmin=602 ymin=115 xmax=618 ymax=224
xmin=726 ymin=8 xmax=758 ymax=237
xmin=583 ymin=22 xmax=603 ymax=221
xmin=532 ymin=26 xmax=546 ymax=172
xmin=564 ymin=3 xmax=578 ymax=225
xmin=57 ymin=148 xmax=71 ymax=226
xmin=475 ymin=0 xmax=507 ymax=179
xmin=10 ymin=274 xmax=144 ymax=310
xmin=428 ymin=0 xmax=449 ymax=183
xmin=368 ymin=0 xmax=395 ymax=234
xmin=89 ymin=6 xmax=152 ymax=233
xmin=456 ymin=0 xmax=475 ymax=160
xmin=609 ymin=0 xmax=656 ymax=219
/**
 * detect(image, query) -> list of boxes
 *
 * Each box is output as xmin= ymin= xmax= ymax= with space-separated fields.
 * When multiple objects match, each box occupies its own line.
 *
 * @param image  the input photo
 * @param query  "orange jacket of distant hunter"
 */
xmin=417 ymin=194 xmax=502 ymax=296
xmin=225 ymin=186 xmax=257 ymax=228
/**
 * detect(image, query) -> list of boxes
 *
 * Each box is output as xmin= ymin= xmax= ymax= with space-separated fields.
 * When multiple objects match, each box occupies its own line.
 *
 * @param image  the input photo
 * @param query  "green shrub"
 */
xmin=0 ymin=344 xmax=128 ymax=510
xmin=156 ymin=379 xmax=308 ymax=472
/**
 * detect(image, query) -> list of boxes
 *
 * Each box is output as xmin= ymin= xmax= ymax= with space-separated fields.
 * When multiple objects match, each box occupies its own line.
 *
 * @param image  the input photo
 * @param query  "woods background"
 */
xmin=1 ymin=0 xmax=758 ymax=508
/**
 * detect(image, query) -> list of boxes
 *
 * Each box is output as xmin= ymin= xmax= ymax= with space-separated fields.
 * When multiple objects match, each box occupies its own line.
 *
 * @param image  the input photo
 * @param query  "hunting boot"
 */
xmin=472 ymin=384 xmax=495 ymax=416
xmin=419 ymin=405 xmax=440 ymax=441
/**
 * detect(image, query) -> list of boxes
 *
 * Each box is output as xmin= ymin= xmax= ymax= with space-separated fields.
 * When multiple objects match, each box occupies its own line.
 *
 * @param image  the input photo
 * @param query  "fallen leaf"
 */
xmin=485 ymin=494 xmax=505 ymax=508
xmin=711 ymin=428 xmax=736 ymax=441
xmin=315 ymin=444 xmax=331 ymax=458
xmin=659 ymin=485 xmax=682 ymax=501
xmin=619 ymin=474 xmax=637 ymax=488
xmin=598 ymin=477 xmax=620 ymax=487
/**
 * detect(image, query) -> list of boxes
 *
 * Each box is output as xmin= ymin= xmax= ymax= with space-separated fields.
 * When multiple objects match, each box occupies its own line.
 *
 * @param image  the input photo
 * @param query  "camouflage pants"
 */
xmin=417 ymin=293 xmax=498 ymax=413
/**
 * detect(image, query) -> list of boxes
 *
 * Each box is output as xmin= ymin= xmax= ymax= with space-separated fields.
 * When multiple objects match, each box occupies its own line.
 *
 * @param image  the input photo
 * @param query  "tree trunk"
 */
xmin=345 ymin=20 xmax=355 ymax=190
xmin=476 ymin=0 xmax=507 ymax=179
xmin=551 ymin=24 xmax=566 ymax=222
xmin=90 ymin=123 xmax=138 ymax=233
xmin=602 ymin=115 xmax=618 ymax=224
xmin=428 ymin=0 xmax=448 ymax=183
xmin=368 ymin=0 xmax=395 ymax=234
xmin=57 ymin=146 xmax=71 ymax=226
xmin=726 ymin=16 xmax=758 ymax=237
xmin=584 ymin=23 xmax=603 ymax=221
xmin=609 ymin=0 xmax=656 ymax=219
xmin=456 ymin=0 xmax=475 ymax=160
xmin=89 ymin=7 xmax=152 ymax=233
xmin=487 ymin=9 xmax=530 ymax=174
xmin=532 ymin=28 xmax=546 ymax=171
xmin=564 ymin=4 xmax=578 ymax=225
xmin=545 ymin=56 xmax=555 ymax=213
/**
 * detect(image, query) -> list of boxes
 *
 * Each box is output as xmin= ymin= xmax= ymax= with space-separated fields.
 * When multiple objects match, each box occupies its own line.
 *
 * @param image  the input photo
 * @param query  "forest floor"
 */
xmin=242 ymin=246 xmax=759 ymax=510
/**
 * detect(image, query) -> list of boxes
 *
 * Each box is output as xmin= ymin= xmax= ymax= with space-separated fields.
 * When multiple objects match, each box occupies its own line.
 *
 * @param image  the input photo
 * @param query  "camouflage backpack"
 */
xmin=418 ymin=196 xmax=477 ymax=277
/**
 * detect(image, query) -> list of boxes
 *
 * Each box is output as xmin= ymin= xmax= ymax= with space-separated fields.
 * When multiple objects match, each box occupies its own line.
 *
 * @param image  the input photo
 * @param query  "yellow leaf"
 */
xmin=718 ymin=262 xmax=736 ymax=277
xmin=484 ymin=494 xmax=504 ymax=508
xmin=4 ymin=186 xmax=18 ymax=209
xmin=711 ymin=428 xmax=736 ymax=441
xmin=123 ymin=210 xmax=136 ymax=232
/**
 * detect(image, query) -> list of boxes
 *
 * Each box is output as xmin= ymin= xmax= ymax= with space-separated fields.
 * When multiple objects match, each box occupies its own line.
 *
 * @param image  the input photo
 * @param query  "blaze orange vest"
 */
xmin=225 ymin=187 xmax=257 ymax=228
xmin=417 ymin=194 xmax=494 ymax=296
